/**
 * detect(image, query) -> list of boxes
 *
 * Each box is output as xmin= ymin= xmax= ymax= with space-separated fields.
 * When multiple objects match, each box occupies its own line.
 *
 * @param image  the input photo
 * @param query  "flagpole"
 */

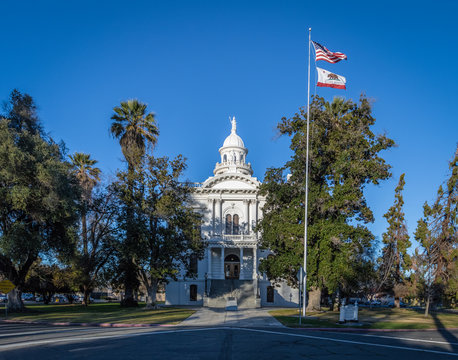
xmin=302 ymin=27 xmax=311 ymax=318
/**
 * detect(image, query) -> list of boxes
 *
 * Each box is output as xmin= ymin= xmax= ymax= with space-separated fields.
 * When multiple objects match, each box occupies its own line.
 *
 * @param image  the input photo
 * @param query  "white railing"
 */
xmin=216 ymin=234 xmax=257 ymax=241
xmin=214 ymin=161 xmax=252 ymax=171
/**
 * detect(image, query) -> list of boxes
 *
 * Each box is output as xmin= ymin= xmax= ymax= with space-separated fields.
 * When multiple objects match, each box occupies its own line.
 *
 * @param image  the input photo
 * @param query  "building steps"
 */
xmin=207 ymin=279 xmax=257 ymax=309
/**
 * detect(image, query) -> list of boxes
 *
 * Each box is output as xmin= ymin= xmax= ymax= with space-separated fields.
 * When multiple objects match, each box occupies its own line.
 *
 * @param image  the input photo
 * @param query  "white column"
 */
xmin=212 ymin=199 xmax=215 ymax=236
xmin=252 ymin=247 xmax=257 ymax=280
xmin=207 ymin=247 xmax=211 ymax=279
xmin=250 ymin=199 xmax=255 ymax=235
xmin=221 ymin=247 xmax=225 ymax=279
xmin=255 ymin=200 xmax=259 ymax=238
xmin=240 ymin=247 xmax=244 ymax=280
xmin=215 ymin=199 xmax=220 ymax=235
xmin=245 ymin=200 xmax=250 ymax=234
xmin=219 ymin=199 xmax=223 ymax=235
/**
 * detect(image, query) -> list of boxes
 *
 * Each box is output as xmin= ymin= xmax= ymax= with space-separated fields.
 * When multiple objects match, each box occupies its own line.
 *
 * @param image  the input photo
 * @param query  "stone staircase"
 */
xmin=206 ymin=279 xmax=258 ymax=309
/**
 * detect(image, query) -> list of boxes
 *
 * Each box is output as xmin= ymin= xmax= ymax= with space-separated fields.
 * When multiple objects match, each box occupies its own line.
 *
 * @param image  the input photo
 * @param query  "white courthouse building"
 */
xmin=165 ymin=118 xmax=299 ymax=308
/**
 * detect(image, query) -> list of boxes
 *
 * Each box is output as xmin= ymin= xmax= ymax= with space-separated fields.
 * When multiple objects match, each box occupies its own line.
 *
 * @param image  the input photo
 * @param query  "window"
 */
xmin=225 ymin=214 xmax=232 ymax=234
xmin=188 ymin=253 xmax=198 ymax=275
xmin=267 ymin=286 xmax=274 ymax=303
xmin=223 ymin=154 xmax=227 ymax=162
xmin=226 ymin=214 xmax=240 ymax=235
xmin=233 ymin=214 xmax=239 ymax=235
xmin=190 ymin=285 xmax=197 ymax=301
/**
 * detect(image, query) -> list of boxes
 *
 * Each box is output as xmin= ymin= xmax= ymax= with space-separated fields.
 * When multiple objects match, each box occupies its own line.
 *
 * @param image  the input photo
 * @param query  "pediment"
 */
xmin=202 ymin=173 xmax=260 ymax=190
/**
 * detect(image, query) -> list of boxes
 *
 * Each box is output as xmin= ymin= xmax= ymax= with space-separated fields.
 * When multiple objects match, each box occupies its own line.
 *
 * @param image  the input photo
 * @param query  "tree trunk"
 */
xmin=82 ymin=210 xmax=88 ymax=255
xmin=145 ymin=280 xmax=158 ymax=309
xmin=7 ymin=288 xmax=24 ymax=312
xmin=424 ymin=292 xmax=430 ymax=317
xmin=120 ymin=259 xmax=138 ymax=307
xmin=394 ymin=296 xmax=400 ymax=308
xmin=82 ymin=286 xmax=91 ymax=306
xmin=332 ymin=288 xmax=341 ymax=312
xmin=306 ymin=287 xmax=321 ymax=312
xmin=120 ymin=164 xmax=138 ymax=308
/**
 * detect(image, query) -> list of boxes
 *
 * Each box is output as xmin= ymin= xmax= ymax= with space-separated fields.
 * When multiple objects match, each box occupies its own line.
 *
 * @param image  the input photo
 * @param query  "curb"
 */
xmin=0 ymin=319 xmax=176 ymax=328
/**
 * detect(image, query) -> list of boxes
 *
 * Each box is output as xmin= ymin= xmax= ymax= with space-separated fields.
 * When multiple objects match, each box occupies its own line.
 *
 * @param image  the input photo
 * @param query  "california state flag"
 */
xmin=316 ymin=67 xmax=346 ymax=90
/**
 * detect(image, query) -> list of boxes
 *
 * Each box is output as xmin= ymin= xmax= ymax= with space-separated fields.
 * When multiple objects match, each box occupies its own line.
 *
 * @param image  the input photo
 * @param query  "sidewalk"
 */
xmin=180 ymin=307 xmax=284 ymax=328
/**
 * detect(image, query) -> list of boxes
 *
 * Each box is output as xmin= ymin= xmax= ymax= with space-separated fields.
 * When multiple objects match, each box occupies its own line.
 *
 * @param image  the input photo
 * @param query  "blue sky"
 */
xmin=1 ymin=0 xmax=457 ymax=251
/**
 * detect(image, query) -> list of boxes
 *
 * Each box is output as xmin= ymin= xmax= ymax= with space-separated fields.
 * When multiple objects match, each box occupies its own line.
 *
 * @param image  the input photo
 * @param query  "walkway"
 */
xmin=180 ymin=307 xmax=284 ymax=328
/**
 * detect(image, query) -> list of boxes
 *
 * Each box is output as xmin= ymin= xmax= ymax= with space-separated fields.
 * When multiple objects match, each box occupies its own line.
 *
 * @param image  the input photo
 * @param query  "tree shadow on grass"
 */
xmin=430 ymin=311 xmax=458 ymax=349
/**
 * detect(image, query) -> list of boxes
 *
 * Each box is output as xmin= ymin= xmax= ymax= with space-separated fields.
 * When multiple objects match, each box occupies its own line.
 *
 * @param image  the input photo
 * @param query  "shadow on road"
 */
xmin=431 ymin=311 xmax=458 ymax=346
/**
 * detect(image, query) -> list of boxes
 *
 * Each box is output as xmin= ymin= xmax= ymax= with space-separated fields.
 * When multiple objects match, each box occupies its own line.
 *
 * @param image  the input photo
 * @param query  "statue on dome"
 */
xmin=231 ymin=116 xmax=236 ymax=134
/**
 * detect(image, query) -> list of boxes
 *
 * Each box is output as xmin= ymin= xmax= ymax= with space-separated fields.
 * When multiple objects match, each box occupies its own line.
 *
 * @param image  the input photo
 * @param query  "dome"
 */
xmin=215 ymin=117 xmax=252 ymax=176
xmin=221 ymin=117 xmax=245 ymax=149
xmin=223 ymin=133 xmax=245 ymax=148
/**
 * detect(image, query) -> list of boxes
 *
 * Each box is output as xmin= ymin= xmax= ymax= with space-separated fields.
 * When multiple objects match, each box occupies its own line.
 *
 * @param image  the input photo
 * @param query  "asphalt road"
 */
xmin=0 ymin=321 xmax=456 ymax=359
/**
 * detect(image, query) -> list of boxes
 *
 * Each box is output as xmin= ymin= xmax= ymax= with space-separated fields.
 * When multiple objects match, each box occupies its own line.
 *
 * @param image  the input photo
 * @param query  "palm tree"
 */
xmin=69 ymin=152 xmax=101 ymax=306
xmin=110 ymin=99 xmax=159 ymax=306
xmin=69 ymin=152 xmax=101 ymax=256
xmin=69 ymin=152 xmax=101 ymax=203
xmin=110 ymin=99 xmax=159 ymax=168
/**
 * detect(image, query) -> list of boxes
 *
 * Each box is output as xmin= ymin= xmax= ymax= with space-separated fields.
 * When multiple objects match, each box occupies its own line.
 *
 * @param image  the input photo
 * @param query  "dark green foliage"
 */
xmin=378 ymin=174 xmax=411 ymax=305
xmin=110 ymin=99 xmax=159 ymax=307
xmin=72 ymin=187 xmax=119 ymax=306
xmin=258 ymin=96 xmax=394 ymax=307
xmin=69 ymin=153 xmax=117 ymax=306
xmin=414 ymin=147 xmax=458 ymax=314
xmin=24 ymin=261 xmax=79 ymax=304
xmin=114 ymin=154 xmax=204 ymax=308
xmin=0 ymin=90 xmax=79 ymax=311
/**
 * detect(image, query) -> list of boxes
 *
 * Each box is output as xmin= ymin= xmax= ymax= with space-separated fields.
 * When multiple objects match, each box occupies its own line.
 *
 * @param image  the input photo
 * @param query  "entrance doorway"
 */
xmin=224 ymin=254 xmax=240 ymax=279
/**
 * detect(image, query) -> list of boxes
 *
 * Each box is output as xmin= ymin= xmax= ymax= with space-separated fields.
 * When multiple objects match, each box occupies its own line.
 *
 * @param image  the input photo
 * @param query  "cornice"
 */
xmin=202 ymin=173 xmax=261 ymax=189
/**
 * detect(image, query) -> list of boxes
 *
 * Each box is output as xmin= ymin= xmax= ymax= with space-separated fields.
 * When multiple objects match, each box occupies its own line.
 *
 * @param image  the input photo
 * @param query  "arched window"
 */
xmin=225 ymin=214 xmax=232 ymax=234
xmin=223 ymin=154 xmax=227 ymax=162
xmin=225 ymin=214 xmax=240 ymax=235
xmin=233 ymin=214 xmax=239 ymax=235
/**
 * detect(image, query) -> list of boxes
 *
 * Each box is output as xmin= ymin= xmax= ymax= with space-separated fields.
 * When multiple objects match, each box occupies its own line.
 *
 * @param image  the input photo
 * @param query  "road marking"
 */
xmin=323 ymin=330 xmax=458 ymax=346
xmin=234 ymin=328 xmax=458 ymax=357
xmin=0 ymin=326 xmax=456 ymax=357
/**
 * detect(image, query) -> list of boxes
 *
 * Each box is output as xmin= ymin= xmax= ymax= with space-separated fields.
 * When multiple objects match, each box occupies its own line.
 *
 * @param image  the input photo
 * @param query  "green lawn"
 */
xmin=269 ymin=307 xmax=458 ymax=330
xmin=3 ymin=303 xmax=195 ymax=325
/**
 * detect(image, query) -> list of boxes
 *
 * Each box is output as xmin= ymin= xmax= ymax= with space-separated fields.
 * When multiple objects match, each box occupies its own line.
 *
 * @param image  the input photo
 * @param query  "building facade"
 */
xmin=165 ymin=118 xmax=299 ymax=308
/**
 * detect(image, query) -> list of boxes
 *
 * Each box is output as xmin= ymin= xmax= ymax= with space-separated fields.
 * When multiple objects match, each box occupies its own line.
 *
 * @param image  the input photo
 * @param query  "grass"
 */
xmin=269 ymin=307 xmax=458 ymax=330
xmin=3 ymin=303 xmax=195 ymax=325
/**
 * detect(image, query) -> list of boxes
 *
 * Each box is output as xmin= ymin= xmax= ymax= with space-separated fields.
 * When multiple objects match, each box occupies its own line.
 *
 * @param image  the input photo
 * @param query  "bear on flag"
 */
xmin=316 ymin=67 xmax=346 ymax=90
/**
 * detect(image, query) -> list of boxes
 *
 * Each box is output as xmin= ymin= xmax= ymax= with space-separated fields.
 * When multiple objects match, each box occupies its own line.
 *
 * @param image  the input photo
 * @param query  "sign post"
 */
xmin=0 ymin=280 xmax=16 ymax=319
xmin=296 ymin=267 xmax=304 ymax=325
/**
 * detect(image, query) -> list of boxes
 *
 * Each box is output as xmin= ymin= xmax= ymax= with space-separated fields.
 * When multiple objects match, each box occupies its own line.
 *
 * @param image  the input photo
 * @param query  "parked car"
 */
xmin=72 ymin=295 xmax=83 ymax=303
xmin=369 ymin=300 xmax=381 ymax=306
xmin=0 ymin=294 xmax=6 ymax=303
xmin=21 ymin=293 xmax=35 ymax=301
xmin=51 ymin=294 xmax=68 ymax=303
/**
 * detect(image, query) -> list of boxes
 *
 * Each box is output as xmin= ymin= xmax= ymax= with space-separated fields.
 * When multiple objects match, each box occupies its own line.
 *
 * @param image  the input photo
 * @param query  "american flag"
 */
xmin=312 ymin=41 xmax=347 ymax=64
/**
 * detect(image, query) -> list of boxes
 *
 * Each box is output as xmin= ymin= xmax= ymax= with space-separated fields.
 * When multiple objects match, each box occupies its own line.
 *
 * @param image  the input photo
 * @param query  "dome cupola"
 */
xmin=214 ymin=117 xmax=253 ymax=176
